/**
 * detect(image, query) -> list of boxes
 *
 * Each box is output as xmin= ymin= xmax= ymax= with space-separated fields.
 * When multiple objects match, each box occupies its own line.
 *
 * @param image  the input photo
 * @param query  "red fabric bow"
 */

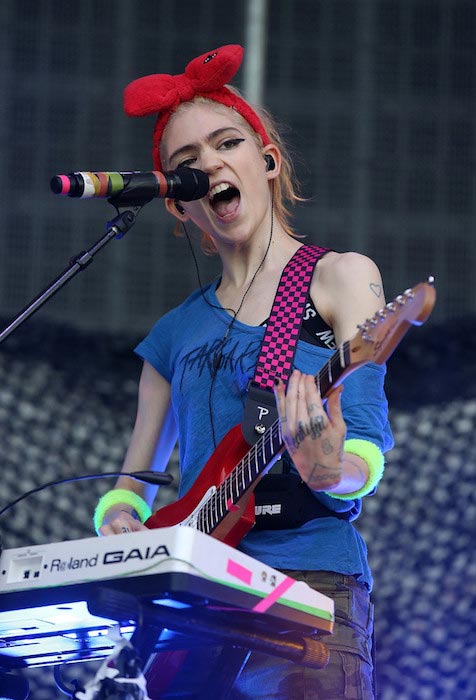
xmin=123 ymin=45 xmax=270 ymax=170
xmin=124 ymin=45 xmax=243 ymax=117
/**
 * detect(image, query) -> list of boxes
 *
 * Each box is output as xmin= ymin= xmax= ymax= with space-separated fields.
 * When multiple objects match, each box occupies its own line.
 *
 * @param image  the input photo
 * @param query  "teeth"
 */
xmin=209 ymin=182 xmax=232 ymax=199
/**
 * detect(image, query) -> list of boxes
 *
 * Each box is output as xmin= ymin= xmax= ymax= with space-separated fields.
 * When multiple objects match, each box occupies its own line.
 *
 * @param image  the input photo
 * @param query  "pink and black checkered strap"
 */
xmin=253 ymin=245 xmax=329 ymax=390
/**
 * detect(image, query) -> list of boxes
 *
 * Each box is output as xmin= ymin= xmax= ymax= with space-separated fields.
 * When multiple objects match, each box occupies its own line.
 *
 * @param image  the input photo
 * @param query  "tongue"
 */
xmin=214 ymin=195 xmax=239 ymax=218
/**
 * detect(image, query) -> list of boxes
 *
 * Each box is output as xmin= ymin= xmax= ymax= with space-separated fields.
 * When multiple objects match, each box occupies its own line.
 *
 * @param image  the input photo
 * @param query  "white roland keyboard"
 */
xmin=0 ymin=527 xmax=334 ymax=669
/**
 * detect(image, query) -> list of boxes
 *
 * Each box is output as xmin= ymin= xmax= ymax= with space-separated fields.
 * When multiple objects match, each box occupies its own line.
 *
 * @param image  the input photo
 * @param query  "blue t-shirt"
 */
xmin=135 ymin=279 xmax=394 ymax=589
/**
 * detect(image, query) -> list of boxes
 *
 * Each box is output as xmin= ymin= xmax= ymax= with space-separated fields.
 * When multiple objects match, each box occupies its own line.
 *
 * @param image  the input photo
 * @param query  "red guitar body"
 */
xmin=145 ymin=423 xmax=257 ymax=547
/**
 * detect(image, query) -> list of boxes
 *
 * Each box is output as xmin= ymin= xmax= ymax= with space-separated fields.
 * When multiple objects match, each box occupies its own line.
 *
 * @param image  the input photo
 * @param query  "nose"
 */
xmin=199 ymin=145 xmax=224 ymax=174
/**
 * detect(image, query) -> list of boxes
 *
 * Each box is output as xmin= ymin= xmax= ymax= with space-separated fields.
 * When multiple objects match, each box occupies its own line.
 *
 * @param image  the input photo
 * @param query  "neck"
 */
xmin=214 ymin=231 xmax=302 ymax=327
xmin=218 ymin=225 xmax=298 ymax=291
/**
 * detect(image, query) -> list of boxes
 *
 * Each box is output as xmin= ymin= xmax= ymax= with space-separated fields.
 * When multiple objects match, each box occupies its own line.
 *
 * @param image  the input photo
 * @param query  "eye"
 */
xmin=219 ymin=138 xmax=245 ymax=151
xmin=177 ymin=156 xmax=197 ymax=168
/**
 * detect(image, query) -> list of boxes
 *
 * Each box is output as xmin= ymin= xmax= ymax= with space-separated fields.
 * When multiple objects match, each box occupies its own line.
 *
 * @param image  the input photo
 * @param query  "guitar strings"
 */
xmin=199 ymin=419 xmax=283 ymax=534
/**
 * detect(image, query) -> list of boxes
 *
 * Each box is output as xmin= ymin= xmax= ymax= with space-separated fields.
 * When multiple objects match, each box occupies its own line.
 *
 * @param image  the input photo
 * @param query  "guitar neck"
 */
xmin=316 ymin=340 xmax=352 ymax=398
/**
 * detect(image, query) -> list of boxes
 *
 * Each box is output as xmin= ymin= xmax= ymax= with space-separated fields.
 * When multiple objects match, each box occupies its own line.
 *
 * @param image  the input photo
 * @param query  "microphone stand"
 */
xmin=0 ymin=199 xmax=147 ymax=344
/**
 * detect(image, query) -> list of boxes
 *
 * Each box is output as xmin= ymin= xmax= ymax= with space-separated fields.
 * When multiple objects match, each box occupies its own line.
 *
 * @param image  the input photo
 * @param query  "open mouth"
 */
xmin=209 ymin=182 xmax=240 ymax=218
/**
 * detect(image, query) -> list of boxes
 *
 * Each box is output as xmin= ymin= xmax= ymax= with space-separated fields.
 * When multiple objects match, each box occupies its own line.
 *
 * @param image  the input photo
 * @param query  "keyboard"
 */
xmin=0 ymin=527 xmax=334 ymax=669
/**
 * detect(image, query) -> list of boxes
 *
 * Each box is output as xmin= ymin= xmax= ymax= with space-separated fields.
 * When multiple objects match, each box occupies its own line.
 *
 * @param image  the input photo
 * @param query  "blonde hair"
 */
xmin=160 ymin=90 xmax=304 ymax=254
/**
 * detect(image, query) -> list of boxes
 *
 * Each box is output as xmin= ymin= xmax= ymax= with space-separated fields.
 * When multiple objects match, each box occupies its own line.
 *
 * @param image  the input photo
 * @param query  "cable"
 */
xmin=0 ymin=471 xmax=173 ymax=518
xmin=181 ymin=187 xmax=275 ymax=447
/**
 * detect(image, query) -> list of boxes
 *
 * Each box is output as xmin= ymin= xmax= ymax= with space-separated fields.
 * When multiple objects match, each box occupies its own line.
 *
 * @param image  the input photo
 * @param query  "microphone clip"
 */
xmin=106 ymin=206 xmax=141 ymax=240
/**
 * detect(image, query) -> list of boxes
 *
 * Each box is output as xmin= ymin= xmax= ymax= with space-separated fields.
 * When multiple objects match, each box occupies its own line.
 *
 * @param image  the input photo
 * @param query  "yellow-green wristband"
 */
xmin=94 ymin=489 xmax=152 ymax=534
xmin=327 ymin=438 xmax=385 ymax=501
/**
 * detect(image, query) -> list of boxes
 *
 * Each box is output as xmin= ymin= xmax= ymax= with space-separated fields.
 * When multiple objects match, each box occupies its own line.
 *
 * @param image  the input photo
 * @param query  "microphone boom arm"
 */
xmin=0 ymin=202 xmax=144 ymax=344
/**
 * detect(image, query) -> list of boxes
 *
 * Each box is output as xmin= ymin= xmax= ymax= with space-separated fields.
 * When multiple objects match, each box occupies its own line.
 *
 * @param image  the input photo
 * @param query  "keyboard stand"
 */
xmin=88 ymin=585 xmax=330 ymax=699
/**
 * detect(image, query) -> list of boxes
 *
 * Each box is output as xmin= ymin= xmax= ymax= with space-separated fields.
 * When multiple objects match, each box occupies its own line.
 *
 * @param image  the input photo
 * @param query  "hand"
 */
xmin=274 ymin=369 xmax=346 ymax=491
xmin=99 ymin=508 xmax=148 ymax=536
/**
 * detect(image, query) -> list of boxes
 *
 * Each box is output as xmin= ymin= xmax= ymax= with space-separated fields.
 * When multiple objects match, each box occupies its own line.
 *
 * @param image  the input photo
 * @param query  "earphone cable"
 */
xmin=181 ymin=185 xmax=275 ymax=447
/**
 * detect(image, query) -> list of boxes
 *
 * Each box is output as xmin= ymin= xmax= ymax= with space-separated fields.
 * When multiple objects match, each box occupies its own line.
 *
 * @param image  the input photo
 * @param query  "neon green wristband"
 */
xmin=327 ymin=438 xmax=385 ymax=501
xmin=93 ymin=489 xmax=152 ymax=534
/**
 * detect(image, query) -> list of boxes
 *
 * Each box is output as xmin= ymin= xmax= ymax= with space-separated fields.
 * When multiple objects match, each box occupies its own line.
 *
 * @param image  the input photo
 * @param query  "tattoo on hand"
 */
xmin=288 ymin=416 xmax=326 ymax=453
xmin=339 ymin=436 xmax=345 ymax=460
xmin=346 ymin=455 xmax=367 ymax=481
xmin=310 ymin=415 xmax=325 ymax=439
xmin=306 ymin=462 xmax=341 ymax=489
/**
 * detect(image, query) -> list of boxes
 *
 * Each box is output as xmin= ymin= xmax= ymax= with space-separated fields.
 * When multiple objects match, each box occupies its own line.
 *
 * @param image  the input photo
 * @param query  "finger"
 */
xmin=285 ymin=369 xmax=301 ymax=430
xmin=99 ymin=511 xmax=144 ymax=537
xmin=99 ymin=523 xmax=114 ymax=537
xmin=303 ymin=374 xmax=325 ymax=416
xmin=273 ymin=376 xmax=287 ymax=423
xmin=325 ymin=385 xmax=345 ymax=427
xmin=100 ymin=520 xmax=145 ymax=536
xmin=303 ymin=374 xmax=328 ymax=433
xmin=295 ymin=373 xmax=312 ymax=426
xmin=118 ymin=515 xmax=145 ymax=533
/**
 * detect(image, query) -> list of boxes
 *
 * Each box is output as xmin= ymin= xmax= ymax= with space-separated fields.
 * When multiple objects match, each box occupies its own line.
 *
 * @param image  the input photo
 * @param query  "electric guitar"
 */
xmin=145 ymin=279 xmax=436 ymax=547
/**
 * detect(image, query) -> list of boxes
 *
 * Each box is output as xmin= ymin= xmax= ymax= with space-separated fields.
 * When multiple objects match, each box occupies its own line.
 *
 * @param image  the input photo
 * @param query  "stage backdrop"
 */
xmin=0 ymin=0 xmax=475 ymax=337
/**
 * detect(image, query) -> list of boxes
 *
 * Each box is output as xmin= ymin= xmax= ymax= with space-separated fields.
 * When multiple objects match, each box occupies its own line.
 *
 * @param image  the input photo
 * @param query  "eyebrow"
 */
xmin=167 ymin=126 xmax=244 ymax=166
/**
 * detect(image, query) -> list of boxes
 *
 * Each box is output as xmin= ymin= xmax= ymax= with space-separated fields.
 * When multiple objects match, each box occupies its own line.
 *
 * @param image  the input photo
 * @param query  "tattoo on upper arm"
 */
xmin=369 ymin=282 xmax=382 ymax=298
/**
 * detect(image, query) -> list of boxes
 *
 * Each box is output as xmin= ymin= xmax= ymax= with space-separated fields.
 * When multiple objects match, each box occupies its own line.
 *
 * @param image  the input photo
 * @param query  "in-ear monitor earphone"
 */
xmin=175 ymin=200 xmax=186 ymax=215
xmin=264 ymin=154 xmax=276 ymax=172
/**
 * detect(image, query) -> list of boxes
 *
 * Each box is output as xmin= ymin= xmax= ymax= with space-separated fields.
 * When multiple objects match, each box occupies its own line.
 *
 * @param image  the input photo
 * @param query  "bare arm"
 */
xmin=314 ymin=251 xmax=386 ymax=345
xmin=275 ymin=252 xmax=387 ymax=495
xmin=99 ymin=361 xmax=177 ymax=535
xmin=320 ymin=252 xmax=386 ymax=493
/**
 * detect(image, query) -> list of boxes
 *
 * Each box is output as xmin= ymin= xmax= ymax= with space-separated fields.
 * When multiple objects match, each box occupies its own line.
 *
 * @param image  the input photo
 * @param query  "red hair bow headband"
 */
xmin=124 ymin=44 xmax=270 ymax=170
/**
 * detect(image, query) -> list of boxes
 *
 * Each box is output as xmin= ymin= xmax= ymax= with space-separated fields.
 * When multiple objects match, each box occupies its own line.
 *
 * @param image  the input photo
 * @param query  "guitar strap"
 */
xmin=241 ymin=244 xmax=356 ymax=529
xmin=241 ymin=244 xmax=329 ymax=445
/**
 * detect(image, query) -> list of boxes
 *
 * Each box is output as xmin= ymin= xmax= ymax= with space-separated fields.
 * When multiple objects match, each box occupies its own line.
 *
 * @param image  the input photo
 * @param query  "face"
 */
xmin=161 ymin=102 xmax=279 ymax=249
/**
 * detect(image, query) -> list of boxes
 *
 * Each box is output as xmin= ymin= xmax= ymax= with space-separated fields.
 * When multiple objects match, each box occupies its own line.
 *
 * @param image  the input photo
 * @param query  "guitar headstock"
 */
xmin=348 ymin=278 xmax=436 ymax=366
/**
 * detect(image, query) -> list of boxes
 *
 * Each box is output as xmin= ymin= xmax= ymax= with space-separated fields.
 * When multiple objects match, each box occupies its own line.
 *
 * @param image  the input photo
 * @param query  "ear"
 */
xmin=262 ymin=144 xmax=281 ymax=180
xmin=165 ymin=197 xmax=190 ymax=221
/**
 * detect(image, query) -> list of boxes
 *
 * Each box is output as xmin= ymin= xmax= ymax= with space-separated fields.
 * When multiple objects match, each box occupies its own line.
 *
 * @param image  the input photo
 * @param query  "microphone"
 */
xmin=50 ymin=167 xmax=209 ymax=203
